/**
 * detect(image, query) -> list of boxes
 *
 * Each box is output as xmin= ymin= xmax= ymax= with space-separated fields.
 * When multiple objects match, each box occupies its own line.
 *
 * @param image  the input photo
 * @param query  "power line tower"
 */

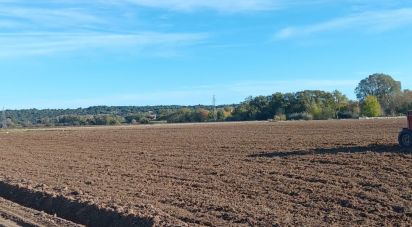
xmin=212 ymin=95 xmax=217 ymax=122
xmin=2 ymin=107 xmax=7 ymax=129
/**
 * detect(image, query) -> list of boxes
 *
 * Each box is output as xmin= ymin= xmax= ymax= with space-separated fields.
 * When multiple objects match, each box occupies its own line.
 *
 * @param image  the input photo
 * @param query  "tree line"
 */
xmin=1 ymin=73 xmax=411 ymax=128
xmin=231 ymin=74 xmax=411 ymax=121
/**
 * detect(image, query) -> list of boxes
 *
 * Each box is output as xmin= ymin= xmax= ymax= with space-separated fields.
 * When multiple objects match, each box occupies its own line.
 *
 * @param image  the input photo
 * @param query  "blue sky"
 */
xmin=0 ymin=0 xmax=411 ymax=109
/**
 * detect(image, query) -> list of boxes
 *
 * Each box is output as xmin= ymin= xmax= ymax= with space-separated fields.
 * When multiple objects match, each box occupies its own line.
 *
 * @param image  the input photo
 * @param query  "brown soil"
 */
xmin=0 ymin=197 xmax=82 ymax=227
xmin=0 ymin=119 xmax=411 ymax=226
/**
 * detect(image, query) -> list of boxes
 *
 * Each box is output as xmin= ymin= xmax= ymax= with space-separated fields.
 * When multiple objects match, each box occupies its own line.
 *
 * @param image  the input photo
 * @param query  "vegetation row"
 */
xmin=2 ymin=74 xmax=411 ymax=128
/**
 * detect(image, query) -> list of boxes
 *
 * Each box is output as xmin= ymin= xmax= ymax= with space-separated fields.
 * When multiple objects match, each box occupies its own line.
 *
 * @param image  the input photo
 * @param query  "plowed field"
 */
xmin=0 ymin=197 xmax=82 ymax=227
xmin=0 ymin=119 xmax=411 ymax=226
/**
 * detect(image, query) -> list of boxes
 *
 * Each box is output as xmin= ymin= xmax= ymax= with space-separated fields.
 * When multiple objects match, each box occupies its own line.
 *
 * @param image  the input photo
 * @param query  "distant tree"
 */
xmin=283 ymin=92 xmax=302 ymax=114
xmin=216 ymin=110 xmax=226 ymax=121
xmin=194 ymin=109 xmax=210 ymax=122
xmin=309 ymin=103 xmax=322 ymax=120
xmin=231 ymin=97 xmax=259 ymax=121
xmin=92 ymin=115 xmax=123 ymax=125
xmin=394 ymin=90 xmax=412 ymax=114
xmin=269 ymin=92 xmax=286 ymax=116
xmin=125 ymin=114 xmax=143 ymax=124
xmin=139 ymin=118 xmax=150 ymax=124
xmin=166 ymin=108 xmax=211 ymax=123
xmin=248 ymin=96 xmax=271 ymax=120
xmin=355 ymin=74 xmax=401 ymax=114
xmin=229 ymin=104 xmax=247 ymax=121
xmin=332 ymin=90 xmax=349 ymax=118
xmin=222 ymin=106 xmax=233 ymax=119
xmin=362 ymin=95 xmax=382 ymax=117
xmin=337 ymin=100 xmax=360 ymax=119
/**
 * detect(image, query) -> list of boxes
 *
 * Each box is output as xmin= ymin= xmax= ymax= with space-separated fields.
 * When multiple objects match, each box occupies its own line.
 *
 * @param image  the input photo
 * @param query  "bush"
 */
xmin=315 ymin=108 xmax=335 ymax=120
xmin=125 ymin=114 xmax=143 ymax=124
xmin=139 ymin=118 xmax=150 ymax=124
xmin=273 ymin=114 xmax=286 ymax=121
xmin=287 ymin=112 xmax=313 ymax=121
xmin=92 ymin=115 xmax=124 ymax=125
xmin=337 ymin=111 xmax=358 ymax=119
xmin=362 ymin=95 xmax=382 ymax=117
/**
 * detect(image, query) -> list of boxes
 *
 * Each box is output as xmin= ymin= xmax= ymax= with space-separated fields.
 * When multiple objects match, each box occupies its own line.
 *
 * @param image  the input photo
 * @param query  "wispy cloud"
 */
xmin=7 ymin=0 xmax=337 ymax=13
xmin=0 ymin=0 xmax=283 ymax=15
xmin=115 ymin=0 xmax=366 ymax=12
xmin=275 ymin=8 xmax=412 ymax=39
xmin=122 ymin=0 xmax=279 ymax=12
xmin=0 ymin=7 xmax=102 ymax=25
xmin=2 ymin=0 xmax=410 ymax=57
xmin=0 ymin=32 xmax=208 ymax=57
xmin=0 ymin=1 xmax=210 ymax=57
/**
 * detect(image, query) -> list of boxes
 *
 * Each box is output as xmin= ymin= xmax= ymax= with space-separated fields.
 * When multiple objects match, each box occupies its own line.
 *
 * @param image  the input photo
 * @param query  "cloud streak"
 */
xmin=275 ymin=8 xmax=412 ymax=39
xmin=0 ymin=32 xmax=208 ymax=57
xmin=0 ymin=1 xmax=210 ymax=57
xmin=2 ymin=0 xmax=411 ymax=56
xmin=122 ymin=0 xmax=279 ymax=12
xmin=0 ymin=0 xmax=336 ymax=13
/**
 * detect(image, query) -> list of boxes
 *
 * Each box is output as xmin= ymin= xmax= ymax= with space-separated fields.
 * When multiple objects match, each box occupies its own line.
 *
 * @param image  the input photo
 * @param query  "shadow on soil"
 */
xmin=0 ymin=181 xmax=154 ymax=227
xmin=249 ymin=144 xmax=412 ymax=158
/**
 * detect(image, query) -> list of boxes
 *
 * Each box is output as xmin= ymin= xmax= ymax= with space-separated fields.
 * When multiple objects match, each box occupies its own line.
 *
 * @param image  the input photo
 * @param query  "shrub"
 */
xmin=287 ymin=112 xmax=313 ymax=121
xmin=273 ymin=114 xmax=286 ymax=121
xmin=337 ymin=111 xmax=358 ymax=119
xmin=139 ymin=118 xmax=150 ymax=124
xmin=362 ymin=95 xmax=382 ymax=117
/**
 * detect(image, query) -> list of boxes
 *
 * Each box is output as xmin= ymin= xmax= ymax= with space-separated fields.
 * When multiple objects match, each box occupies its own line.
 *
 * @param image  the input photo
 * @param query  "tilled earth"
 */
xmin=0 ymin=197 xmax=82 ymax=227
xmin=0 ymin=119 xmax=411 ymax=226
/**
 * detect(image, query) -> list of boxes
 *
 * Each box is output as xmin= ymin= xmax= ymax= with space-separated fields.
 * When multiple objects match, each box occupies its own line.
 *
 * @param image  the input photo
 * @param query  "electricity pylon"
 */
xmin=212 ymin=95 xmax=217 ymax=122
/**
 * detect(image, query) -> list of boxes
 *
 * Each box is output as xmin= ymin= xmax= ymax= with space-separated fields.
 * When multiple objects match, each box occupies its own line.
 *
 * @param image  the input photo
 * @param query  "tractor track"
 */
xmin=0 ymin=196 xmax=82 ymax=227
xmin=0 ymin=180 xmax=155 ymax=227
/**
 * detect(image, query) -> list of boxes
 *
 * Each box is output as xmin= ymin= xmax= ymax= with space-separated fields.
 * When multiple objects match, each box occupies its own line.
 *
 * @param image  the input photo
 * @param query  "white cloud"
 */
xmin=0 ymin=1 xmax=210 ymax=57
xmin=3 ymin=0 xmax=330 ymax=13
xmin=0 ymin=32 xmax=208 ymax=57
xmin=0 ymin=0 xmax=284 ymax=13
xmin=122 ymin=0 xmax=279 ymax=12
xmin=275 ymin=8 xmax=412 ymax=39
xmin=120 ymin=0 xmax=394 ymax=12
xmin=0 ymin=7 xmax=101 ymax=24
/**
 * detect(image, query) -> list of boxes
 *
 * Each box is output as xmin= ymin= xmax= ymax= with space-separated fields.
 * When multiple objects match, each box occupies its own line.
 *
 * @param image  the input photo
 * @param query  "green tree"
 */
xmin=125 ymin=114 xmax=143 ymax=123
xmin=338 ymin=100 xmax=360 ymax=119
xmin=332 ymin=90 xmax=349 ymax=118
xmin=269 ymin=92 xmax=286 ymax=116
xmin=394 ymin=90 xmax=412 ymax=114
xmin=249 ymin=96 xmax=271 ymax=120
xmin=193 ymin=109 xmax=210 ymax=122
xmin=355 ymin=74 xmax=401 ymax=114
xmin=216 ymin=110 xmax=226 ymax=121
xmin=362 ymin=95 xmax=382 ymax=117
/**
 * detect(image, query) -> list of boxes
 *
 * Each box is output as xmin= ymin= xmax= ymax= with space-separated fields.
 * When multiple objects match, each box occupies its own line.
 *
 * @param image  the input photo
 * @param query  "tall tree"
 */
xmin=355 ymin=73 xmax=401 ymax=114
xmin=332 ymin=90 xmax=349 ymax=118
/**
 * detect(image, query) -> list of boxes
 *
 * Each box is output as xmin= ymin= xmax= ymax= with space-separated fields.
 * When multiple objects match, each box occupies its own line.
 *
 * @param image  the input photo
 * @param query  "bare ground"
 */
xmin=0 ymin=119 xmax=411 ymax=226
xmin=0 ymin=197 xmax=82 ymax=227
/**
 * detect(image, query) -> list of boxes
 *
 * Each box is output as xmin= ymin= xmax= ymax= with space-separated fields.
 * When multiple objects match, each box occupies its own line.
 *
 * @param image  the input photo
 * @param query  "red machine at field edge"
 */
xmin=398 ymin=111 xmax=412 ymax=148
